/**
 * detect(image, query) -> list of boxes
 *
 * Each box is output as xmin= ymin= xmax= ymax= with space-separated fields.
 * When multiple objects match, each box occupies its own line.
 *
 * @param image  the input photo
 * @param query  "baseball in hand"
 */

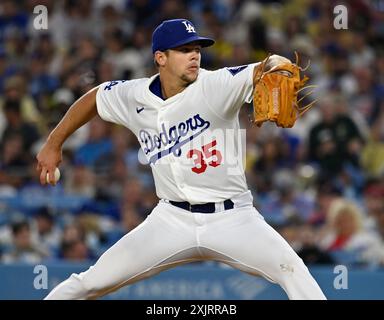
xmin=46 ymin=167 xmax=61 ymax=184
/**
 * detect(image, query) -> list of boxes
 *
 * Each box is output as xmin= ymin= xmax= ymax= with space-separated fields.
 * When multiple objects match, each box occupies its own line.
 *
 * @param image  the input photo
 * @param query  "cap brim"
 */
xmin=168 ymin=35 xmax=215 ymax=50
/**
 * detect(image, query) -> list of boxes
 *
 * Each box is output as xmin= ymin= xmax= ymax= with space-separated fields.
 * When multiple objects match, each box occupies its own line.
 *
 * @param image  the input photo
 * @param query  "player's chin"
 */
xmin=183 ymin=70 xmax=199 ymax=83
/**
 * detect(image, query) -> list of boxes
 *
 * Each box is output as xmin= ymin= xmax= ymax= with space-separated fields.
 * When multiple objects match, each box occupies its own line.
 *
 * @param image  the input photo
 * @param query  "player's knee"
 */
xmin=276 ymin=249 xmax=309 ymax=279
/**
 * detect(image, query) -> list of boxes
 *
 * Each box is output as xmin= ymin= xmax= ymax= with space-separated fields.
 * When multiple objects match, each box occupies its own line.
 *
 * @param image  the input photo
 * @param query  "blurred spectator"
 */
xmin=31 ymin=33 xmax=63 ymax=77
xmin=259 ymin=170 xmax=315 ymax=226
xmin=74 ymin=116 xmax=113 ymax=168
xmin=308 ymin=94 xmax=364 ymax=176
xmin=64 ymin=163 xmax=96 ymax=198
xmin=0 ymin=1 xmax=28 ymax=43
xmin=59 ymin=219 xmax=98 ymax=261
xmin=308 ymin=179 xmax=342 ymax=226
xmin=120 ymin=178 xmax=147 ymax=219
xmin=0 ymin=133 xmax=29 ymax=187
xmin=60 ymin=239 xmax=90 ymax=262
xmin=373 ymin=208 xmax=384 ymax=250
xmin=61 ymin=223 xmax=84 ymax=241
xmin=104 ymin=201 xmax=146 ymax=249
xmin=297 ymin=224 xmax=335 ymax=265
xmin=275 ymin=219 xmax=302 ymax=252
xmin=62 ymin=36 xmax=99 ymax=80
xmin=1 ymin=221 xmax=47 ymax=264
xmin=103 ymin=27 xmax=146 ymax=79
xmin=121 ymin=205 xmax=143 ymax=233
xmin=97 ymin=2 xmax=131 ymax=37
xmin=349 ymin=32 xmax=375 ymax=68
xmin=0 ymin=99 xmax=40 ymax=188
xmin=0 ymin=47 xmax=18 ymax=93
xmin=129 ymin=0 xmax=161 ymax=27
xmin=0 ymin=75 xmax=43 ymax=135
xmin=363 ymin=180 xmax=384 ymax=231
xmin=76 ymin=213 xmax=109 ymax=256
xmin=28 ymin=53 xmax=60 ymax=100
xmin=320 ymin=199 xmax=384 ymax=266
xmin=361 ymin=119 xmax=384 ymax=178
xmin=348 ymin=66 xmax=378 ymax=126
xmin=93 ymin=126 xmax=146 ymax=200
xmin=0 ymin=99 xmax=40 ymax=152
xmin=97 ymin=59 xmax=115 ymax=84
xmin=252 ymin=136 xmax=290 ymax=195
xmin=30 ymin=207 xmax=61 ymax=256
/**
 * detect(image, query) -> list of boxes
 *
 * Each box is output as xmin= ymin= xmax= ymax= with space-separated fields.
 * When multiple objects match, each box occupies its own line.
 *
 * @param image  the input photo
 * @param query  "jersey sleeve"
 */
xmin=201 ymin=63 xmax=258 ymax=119
xmin=96 ymin=80 xmax=133 ymax=127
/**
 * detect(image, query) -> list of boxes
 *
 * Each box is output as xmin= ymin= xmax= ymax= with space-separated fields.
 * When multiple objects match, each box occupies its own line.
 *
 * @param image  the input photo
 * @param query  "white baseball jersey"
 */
xmin=96 ymin=64 xmax=257 ymax=204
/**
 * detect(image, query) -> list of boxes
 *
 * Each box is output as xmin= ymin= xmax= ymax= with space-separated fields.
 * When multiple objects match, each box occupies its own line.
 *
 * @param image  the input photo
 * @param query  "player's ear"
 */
xmin=154 ymin=51 xmax=167 ymax=67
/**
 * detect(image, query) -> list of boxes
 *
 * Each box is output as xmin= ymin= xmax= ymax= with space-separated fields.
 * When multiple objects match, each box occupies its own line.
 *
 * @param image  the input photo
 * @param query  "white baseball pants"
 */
xmin=45 ymin=191 xmax=326 ymax=300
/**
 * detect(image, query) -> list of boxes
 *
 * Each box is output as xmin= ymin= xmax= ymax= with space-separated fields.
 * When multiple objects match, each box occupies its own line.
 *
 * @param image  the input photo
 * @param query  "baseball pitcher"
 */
xmin=37 ymin=19 xmax=326 ymax=300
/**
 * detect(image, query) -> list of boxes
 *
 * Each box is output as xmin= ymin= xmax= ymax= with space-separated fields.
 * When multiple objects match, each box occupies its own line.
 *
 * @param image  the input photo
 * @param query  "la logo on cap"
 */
xmin=182 ymin=21 xmax=195 ymax=33
xmin=151 ymin=18 xmax=214 ymax=53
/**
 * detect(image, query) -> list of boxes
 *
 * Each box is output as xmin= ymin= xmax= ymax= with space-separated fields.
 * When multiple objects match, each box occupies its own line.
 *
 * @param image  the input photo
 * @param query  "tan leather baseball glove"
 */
xmin=252 ymin=52 xmax=316 ymax=128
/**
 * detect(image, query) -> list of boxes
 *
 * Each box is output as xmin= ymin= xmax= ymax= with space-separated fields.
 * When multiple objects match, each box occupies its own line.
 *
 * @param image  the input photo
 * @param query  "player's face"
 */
xmin=166 ymin=43 xmax=202 ymax=85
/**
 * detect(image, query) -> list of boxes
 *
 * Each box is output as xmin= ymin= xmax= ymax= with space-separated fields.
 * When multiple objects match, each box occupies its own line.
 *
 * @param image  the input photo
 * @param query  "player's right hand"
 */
xmin=36 ymin=141 xmax=62 ymax=185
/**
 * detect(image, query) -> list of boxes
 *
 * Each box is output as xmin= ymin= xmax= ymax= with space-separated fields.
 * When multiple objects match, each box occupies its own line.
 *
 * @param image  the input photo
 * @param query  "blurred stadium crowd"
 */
xmin=1 ymin=0 xmax=384 ymax=269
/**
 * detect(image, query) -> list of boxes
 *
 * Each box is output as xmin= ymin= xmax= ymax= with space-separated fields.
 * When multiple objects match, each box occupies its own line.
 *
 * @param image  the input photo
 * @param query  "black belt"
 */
xmin=169 ymin=199 xmax=234 ymax=213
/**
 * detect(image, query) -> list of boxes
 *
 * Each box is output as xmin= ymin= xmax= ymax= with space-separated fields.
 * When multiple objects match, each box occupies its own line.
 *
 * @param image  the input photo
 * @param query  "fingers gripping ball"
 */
xmin=46 ymin=167 xmax=61 ymax=184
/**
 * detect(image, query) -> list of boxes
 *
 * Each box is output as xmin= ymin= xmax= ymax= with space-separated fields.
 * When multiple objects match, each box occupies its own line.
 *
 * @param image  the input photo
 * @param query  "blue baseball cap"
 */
xmin=152 ymin=19 xmax=215 ymax=53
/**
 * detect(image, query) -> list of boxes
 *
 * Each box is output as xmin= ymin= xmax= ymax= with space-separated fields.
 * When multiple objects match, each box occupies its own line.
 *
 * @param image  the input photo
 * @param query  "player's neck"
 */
xmin=159 ymin=73 xmax=187 ymax=99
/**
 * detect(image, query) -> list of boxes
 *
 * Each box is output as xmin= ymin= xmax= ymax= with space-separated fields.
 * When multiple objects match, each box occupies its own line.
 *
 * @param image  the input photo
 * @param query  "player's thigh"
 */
xmin=81 ymin=204 xmax=197 ymax=291
xmin=200 ymin=207 xmax=305 ymax=282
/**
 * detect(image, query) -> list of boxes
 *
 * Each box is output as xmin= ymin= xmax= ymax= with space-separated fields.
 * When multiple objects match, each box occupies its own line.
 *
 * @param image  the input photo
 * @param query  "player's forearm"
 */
xmin=47 ymin=86 xmax=99 ymax=148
